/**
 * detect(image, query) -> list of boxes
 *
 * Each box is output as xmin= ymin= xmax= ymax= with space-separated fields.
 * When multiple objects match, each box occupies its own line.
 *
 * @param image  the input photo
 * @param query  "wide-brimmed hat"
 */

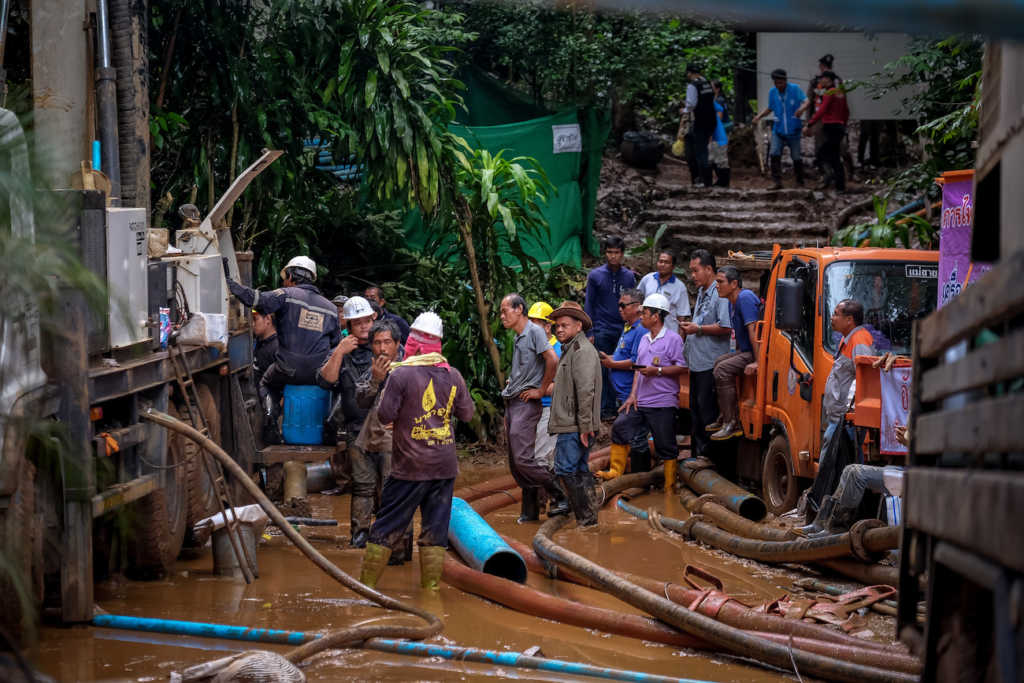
xmin=549 ymin=300 xmax=592 ymax=332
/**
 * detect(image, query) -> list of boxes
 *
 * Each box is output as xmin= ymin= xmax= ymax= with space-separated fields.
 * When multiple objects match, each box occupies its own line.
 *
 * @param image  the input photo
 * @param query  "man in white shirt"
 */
xmin=638 ymin=249 xmax=691 ymax=334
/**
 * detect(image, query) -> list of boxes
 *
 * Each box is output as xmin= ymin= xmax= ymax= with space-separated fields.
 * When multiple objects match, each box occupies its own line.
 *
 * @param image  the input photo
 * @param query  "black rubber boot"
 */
xmin=629 ymin=444 xmax=651 ymax=474
xmin=517 ymin=487 xmax=540 ymax=524
xmin=770 ymin=156 xmax=783 ymax=189
xmin=823 ymin=501 xmax=858 ymax=535
xmin=701 ymin=165 xmax=714 ymax=189
xmin=795 ymin=495 xmax=834 ymax=536
xmin=563 ymin=474 xmax=598 ymax=527
xmin=544 ymin=481 xmax=570 ymax=517
xmin=349 ymin=496 xmax=375 ymax=548
xmin=260 ymin=394 xmax=282 ymax=445
xmin=715 ymin=167 xmax=731 ymax=188
xmin=794 ymin=160 xmax=806 ymax=186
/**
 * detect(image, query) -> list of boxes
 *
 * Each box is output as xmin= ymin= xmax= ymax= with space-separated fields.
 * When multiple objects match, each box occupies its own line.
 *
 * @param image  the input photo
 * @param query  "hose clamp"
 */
xmin=849 ymin=518 xmax=886 ymax=563
xmin=678 ymin=514 xmax=704 ymax=539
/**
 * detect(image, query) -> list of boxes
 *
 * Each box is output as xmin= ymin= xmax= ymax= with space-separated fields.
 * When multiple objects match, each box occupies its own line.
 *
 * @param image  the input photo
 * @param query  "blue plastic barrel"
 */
xmin=282 ymin=385 xmax=330 ymax=445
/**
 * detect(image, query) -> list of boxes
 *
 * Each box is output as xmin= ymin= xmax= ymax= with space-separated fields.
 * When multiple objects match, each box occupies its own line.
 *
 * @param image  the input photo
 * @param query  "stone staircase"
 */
xmin=637 ymin=186 xmax=864 ymax=260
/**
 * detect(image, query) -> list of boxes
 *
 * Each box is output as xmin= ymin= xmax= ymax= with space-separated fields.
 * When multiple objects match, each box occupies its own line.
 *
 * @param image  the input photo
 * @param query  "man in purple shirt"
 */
xmin=584 ymin=236 xmax=637 ymax=421
xmin=611 ymin=293 xmax=685 ymax=488
xmin=359 ymin=313 xmax=474 ymax=592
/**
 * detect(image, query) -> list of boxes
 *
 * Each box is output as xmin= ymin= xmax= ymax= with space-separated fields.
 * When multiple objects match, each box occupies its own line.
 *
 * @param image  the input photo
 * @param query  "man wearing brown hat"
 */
xmin=547 ymin=301 xmax=602 ymax=527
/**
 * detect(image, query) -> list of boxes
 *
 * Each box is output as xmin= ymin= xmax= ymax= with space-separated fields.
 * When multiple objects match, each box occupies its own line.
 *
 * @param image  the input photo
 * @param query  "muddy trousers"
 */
xmin=806 ymin=420 xmax=856 ymax=514
xmin=712 ymin=351 xmax=754 ymax=424
xmin=349 ymin=445 xmax=391 ymax=546
xmin=368 ymin=477 xmax=455 ymax=550
xmin=611 ymin=406 xmax=677 ymax=472
xmin=820 ymin=123 xmax=847 ymax=191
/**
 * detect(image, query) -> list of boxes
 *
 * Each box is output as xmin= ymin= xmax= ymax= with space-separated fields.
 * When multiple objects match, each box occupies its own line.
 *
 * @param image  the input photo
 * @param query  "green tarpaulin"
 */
xmin=406 ymin=68 xmax=608 ymax=267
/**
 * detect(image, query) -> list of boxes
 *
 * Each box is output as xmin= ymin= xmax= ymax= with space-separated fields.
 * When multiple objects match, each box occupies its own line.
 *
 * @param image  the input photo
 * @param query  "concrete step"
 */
xmin=646 ymin=201 xmax=816 ymax=216
xmin=640 ymin=209 xmax=809 ymax=224
xmin=662 ymin=233 xmax=832 ymax=256
xmin=647 ymin=221 xmax=830 ymax=238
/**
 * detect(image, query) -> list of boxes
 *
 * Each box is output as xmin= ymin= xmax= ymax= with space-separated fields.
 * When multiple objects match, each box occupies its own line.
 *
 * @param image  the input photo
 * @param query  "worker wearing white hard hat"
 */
xmin=225 ymin=255 xmax=341 ymax=445
xmin=318 ymin=294 xmax=377 ymax=461
xmin=607 ymin=288 xmax=686 ymax=490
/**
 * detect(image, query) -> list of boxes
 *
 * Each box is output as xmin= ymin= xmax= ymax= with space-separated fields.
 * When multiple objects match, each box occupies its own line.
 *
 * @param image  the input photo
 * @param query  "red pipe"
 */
xmin=442 ymin=556 xmax=709 ymax=650
xmin=453 ymin=475 xmax=519 ymax=502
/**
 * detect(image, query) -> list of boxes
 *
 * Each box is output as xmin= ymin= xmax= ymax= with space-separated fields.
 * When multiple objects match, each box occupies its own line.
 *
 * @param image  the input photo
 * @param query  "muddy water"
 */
xmin=33 ymin=466 xmax=885 ymax=682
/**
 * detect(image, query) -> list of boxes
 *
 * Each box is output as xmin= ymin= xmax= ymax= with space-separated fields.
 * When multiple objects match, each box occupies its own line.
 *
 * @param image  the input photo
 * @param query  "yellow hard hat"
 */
xmin=528 ymin=301 xmax=554 ymax=321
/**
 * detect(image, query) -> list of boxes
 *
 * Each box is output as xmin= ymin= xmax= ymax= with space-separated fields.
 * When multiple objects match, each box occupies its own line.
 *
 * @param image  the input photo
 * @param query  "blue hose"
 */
xmin=92 ymin=614 xmax=709 ymax=683
xmin=448 ymin=496 xmax=528 ymax=583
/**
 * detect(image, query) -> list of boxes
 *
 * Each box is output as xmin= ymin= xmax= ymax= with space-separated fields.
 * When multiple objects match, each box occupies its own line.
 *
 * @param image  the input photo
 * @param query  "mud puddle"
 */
xmin=33 ymin=466 xmax=893 ymax=682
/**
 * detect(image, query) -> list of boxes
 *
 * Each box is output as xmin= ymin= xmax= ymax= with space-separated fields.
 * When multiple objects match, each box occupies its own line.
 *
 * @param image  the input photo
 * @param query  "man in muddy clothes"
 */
xmin=347 ymin=319 xmax=405 ymax=550
xmin=226 ymin=255 xmax=341 ymax=445
xmin=548 ymin=301 xmax=603 ymax=527
xmin=500 ymin=293 xmax=567 ymax=523
xmin=359 ymin=313 xmax=475 ymax=591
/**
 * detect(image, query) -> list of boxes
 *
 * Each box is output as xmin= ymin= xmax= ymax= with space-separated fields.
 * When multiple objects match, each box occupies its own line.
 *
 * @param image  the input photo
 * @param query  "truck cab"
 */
xmin=725 ymin=245 xmax=939 ymax=513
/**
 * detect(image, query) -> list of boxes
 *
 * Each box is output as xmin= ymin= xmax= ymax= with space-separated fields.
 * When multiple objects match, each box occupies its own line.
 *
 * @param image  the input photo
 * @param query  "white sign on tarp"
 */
xmin=879 ymin=365 xmax=912 ymax=455
xmin=552 ymin=124 xmax=582 ymax=154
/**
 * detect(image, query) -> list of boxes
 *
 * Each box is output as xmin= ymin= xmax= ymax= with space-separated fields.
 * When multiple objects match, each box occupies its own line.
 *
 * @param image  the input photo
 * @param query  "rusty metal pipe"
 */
xmin=679 ymin=460 xmax=767 ymax=521
xmin=534 ymin=471 xmax=915 ymax=683
xmin=820 ymin=559 xmax=901 ymax=587
xmin=679 ymin=487 xmax=795 ymax=541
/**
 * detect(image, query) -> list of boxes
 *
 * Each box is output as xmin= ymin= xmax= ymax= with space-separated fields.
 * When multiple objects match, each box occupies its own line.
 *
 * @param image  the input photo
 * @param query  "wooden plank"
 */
xmin=91 ymin=474 xmax=157 ymax=517
xmin=917 ymin=249 xmax=1024 ymax=358
xmin=920 ymin=327 xmax=1024 ymax=402
xmin=915 ymin=394 xmax=1024 ymax=454
xmin=255 ymin=445 xmax=337 ymax=466
xmin=905 ymin=469 xmax=1024 ymax=574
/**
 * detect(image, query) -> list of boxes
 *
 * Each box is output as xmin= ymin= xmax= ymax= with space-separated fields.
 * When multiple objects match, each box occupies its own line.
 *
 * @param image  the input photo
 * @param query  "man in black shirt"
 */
xmin=251 ymin=306 xmax=278 ymax=386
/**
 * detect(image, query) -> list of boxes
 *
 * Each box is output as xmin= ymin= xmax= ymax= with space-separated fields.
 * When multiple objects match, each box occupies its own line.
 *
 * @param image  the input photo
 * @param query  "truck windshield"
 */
xmin=822 ymin=260 xmax=938 ymax=356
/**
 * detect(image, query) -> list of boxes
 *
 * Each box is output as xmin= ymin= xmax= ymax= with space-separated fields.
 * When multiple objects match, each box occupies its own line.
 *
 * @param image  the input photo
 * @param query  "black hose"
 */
xmin=141 ymin=409 xmax=443 ymax=664
xmin=533 ymin=471 xmax=915 ymax=683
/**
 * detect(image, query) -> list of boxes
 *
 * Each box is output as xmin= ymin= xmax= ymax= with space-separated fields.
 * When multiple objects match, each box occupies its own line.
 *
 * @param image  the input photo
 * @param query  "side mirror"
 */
xmin=775 ymin=278 xmax=804 ymax=331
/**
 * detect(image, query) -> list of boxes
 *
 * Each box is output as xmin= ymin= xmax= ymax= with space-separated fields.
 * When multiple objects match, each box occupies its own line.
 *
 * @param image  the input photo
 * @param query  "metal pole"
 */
xmin=94 ymin=0 xmax=120 ymax=200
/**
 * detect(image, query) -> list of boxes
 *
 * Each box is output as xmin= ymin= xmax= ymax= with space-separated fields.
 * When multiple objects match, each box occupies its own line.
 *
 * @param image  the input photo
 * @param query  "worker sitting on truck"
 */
xmin=359 ymin=313 xmax=475 ymax=591
xmin=709 ymin=266 xmax=761 ymax=441
xmin=801 ymin=299 xmax=875 ymax=520
xmin=609 ymin=293 xmax=686 ymax=488
xmin=226 ymin=255 xmax=341 ymax=445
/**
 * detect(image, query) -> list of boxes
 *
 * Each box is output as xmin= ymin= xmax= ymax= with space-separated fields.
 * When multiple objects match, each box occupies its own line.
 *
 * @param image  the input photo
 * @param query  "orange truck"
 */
xmin=678 ymin=244 xmax=939 ymax=514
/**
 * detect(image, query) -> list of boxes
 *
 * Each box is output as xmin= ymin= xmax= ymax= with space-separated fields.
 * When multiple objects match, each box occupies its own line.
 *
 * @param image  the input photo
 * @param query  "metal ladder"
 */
xmin=168 ymin=342 xmax=258 ymax=583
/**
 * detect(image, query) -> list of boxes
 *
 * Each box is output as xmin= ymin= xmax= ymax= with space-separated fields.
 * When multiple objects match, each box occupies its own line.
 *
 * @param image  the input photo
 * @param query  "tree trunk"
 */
xmin=458 ymin=220 xmax=505 ymax=386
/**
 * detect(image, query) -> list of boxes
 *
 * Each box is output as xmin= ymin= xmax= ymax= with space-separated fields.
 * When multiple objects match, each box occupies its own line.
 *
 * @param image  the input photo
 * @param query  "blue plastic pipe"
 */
xmin=92 ymin=140 xmax=102 ymax=173
xmin=92 ymin=614 xmax=317 ymax=646
xmin=448 ymin=496 xmax=528 ymax=583
xmin=93 ymin=614 xmax=708 ymax=683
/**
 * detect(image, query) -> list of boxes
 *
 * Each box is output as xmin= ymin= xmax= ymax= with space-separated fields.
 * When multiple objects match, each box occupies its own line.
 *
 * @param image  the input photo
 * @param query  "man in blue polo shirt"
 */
xmin=584 ymin=236 xmax=637 ymax=421
xmin=638 ymin=249 xmax=690 ymax=334
xmin=596 ymin=289 xmax=647 ymax=480
xmin=752 ymin=68 xmax=808 ymax=189
xmin=710 ymin=266 xmax=761 ymax=441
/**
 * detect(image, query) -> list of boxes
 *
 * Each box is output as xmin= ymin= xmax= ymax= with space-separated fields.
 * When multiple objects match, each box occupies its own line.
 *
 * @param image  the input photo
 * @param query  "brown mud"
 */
xmin=32 ymin=459 xmax=899 ymax=682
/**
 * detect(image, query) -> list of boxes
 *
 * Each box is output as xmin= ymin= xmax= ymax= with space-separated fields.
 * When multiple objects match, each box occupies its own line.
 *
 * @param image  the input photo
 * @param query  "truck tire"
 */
xmin=762 ymin=435 xmax=799 ymax=515
xmin=0 ymin=459 xmax=43 ymax=642
xmin=182 ymin=383 xmax=220 ymax=544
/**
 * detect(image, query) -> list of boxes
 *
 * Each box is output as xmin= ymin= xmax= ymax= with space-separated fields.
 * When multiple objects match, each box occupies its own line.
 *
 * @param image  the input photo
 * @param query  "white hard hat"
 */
xmin=411 ymin=311 xmax=443 ymax=339
xmin=642 ymin=292 xmax=671 ymax=313
xmin=342 ymin=296 xmax=374 ymax=320
xmin=280 ymin=255 xmax=317 ymax=282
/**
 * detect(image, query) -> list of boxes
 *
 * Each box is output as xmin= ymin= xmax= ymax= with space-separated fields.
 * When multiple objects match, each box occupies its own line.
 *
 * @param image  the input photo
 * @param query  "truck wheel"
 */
xmin=182 ymin=383 xmax=220 ymax=544
xmin=762 ymin=435 xmax=799 ymax=515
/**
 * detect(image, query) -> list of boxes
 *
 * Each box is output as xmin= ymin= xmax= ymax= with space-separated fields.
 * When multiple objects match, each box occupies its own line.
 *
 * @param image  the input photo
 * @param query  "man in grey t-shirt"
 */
xmin=499 ymin=293 xmax=567 ymax=523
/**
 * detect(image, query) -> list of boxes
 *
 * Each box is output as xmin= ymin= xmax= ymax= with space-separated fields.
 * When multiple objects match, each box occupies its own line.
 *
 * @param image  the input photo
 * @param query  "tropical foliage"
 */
xmin=833 ymin=196 xmax=936 ymax=249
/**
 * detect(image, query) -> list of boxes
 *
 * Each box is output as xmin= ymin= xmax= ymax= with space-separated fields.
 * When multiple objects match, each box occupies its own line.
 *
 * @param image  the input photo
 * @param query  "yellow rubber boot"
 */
xmin=663 ymin=458 xmax=678 ymax=492
xmin=597 ymin=443 xmax=629 ymax=481
xmin=419 ymin=545 xmax=447 ymax=591
xmin=359 ymin=542 xmax=392 ymax=588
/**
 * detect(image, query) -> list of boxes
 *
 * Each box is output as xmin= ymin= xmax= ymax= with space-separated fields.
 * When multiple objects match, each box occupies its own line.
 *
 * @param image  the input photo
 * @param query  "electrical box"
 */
xmin=106 ymin=207 xmax=149 ymax=349
xmin=166 ymin=254 xmax=228 ymax=319
xmin=174 ymin=228 xmax=217 ymax=255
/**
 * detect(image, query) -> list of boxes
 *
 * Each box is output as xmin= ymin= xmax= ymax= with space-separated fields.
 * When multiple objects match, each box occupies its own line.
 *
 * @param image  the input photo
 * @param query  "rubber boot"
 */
xmin=517 ymin=487 xmax=540 ymax=523
xmin=715 ymin=167 xmax=731 ymax=188
xmin=389 ymin=526 xmax=414 ymax=565
xmin=419 ymin=545 xmax=447 ymax=591
xmin=596 ymin=443 xmax=629 ymax=480
xmin=701 ymin=165 xmax=714 ymax=189
xmin=794 ymin=159 xmax=806 ymax=186
xmin=359 ymin=542 xmax=392 ymax=588
xmin=822 ymin=501 xmax=858 ymax=535
xmin=795 ymin=495 xmax=834 ymax=536
xmin=544 ymin=481 xmax=570 ymax=517
xmin=261 ymin=393 xmax=282 ymax=445
xmin=770 ymin=156 xmax=783 ymax=189
xmin=349 ymin=495 xmax=374 ymax=548
xmin=630 ymin=443 xmax=652 ymax=474
xmin=663 ymin=458 xmax=678 ymax=492
xmin=564 ymin=474 xmax=598 ymax=527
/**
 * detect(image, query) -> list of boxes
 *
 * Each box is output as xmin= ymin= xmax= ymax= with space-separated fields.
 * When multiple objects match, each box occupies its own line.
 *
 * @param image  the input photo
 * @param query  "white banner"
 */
xmin=552 ymin=124 xmax=582 ymax=154
xmin=879 ymin=365 xmax=912 ymax=455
